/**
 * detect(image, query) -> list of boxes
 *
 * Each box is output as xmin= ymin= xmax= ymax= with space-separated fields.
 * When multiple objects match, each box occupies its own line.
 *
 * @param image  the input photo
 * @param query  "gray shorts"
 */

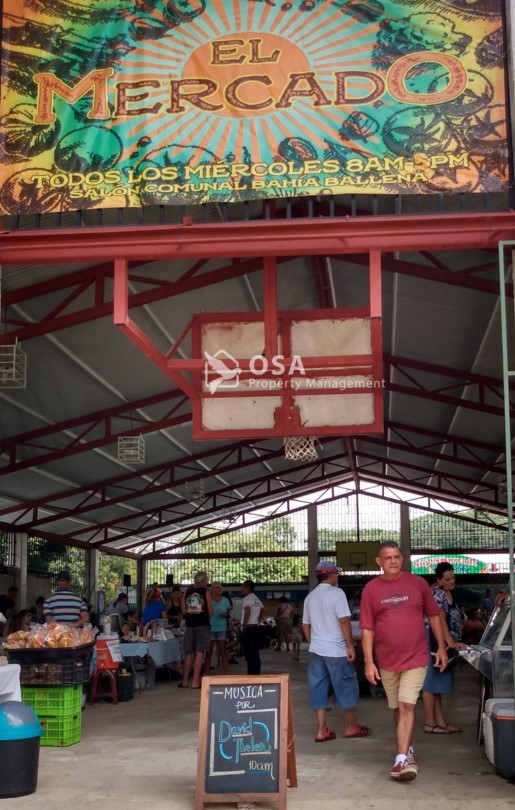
xmin=184 ymin=624 xmax=212 ymax=655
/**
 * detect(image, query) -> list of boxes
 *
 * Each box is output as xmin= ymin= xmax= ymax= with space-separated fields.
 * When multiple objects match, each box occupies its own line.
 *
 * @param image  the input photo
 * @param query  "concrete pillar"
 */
xmin=85 ymin=548 xmax=99 ymax=608
xmin=13 ymin=532 xmax=28 ymax=608
xmin=307 ymin=504 xmax=319 ymax=591
xmin=137 ymin=559 xmax=147 ymax=613
xmin=399 ymin=503 xmax=411 ymax=572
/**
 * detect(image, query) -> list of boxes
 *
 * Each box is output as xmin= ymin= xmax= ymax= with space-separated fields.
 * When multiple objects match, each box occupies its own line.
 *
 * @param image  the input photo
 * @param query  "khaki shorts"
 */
xmin=379 ymin=667 xmax=428 ymax=709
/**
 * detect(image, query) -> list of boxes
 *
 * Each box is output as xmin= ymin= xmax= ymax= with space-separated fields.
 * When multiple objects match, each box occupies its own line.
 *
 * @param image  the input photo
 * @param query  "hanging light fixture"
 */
xmin=185 ymin=459 xmax=204 ymax=503
xmin=185 ymin=477 xmax=204 ymax=504
xmin=221 ymin=492 xmax=236 ymax=523
xmin=0 ymin=269 xmax=27 ymax=389
xmin=117 ymin=434 xmax=145 ymax=463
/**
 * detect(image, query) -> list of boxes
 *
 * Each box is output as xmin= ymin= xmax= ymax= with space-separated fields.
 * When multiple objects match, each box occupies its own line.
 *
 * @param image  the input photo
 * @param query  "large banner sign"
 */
xmin=0 ymin=0 xmax=509 ymax=213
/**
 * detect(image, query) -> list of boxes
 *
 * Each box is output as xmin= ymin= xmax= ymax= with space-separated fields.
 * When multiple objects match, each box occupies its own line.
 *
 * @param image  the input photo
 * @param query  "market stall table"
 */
xmin=0 ymin=663 xmax=22 ymax=703
xmin=120 ymin=638 xmax=183 ymax=688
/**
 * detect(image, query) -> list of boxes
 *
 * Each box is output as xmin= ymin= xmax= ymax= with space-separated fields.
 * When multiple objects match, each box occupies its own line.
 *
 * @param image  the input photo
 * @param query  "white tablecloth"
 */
xmin=0 ymin=664 xmax=22 ymax=703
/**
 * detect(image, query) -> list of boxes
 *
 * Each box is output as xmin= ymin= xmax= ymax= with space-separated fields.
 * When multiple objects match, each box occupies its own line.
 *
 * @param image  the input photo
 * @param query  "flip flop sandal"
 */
xmin=425 ymin=724 xmax=453 ymax=734
xmin=343 ymin=725 xmax=371 ymax=738
xmin=177 ymin=682 xmax=189 ymax=688
xmin=438 ymin=724 xmax=462 ymax=734
xmin=315 ymin=729 xmax=336 ymax=742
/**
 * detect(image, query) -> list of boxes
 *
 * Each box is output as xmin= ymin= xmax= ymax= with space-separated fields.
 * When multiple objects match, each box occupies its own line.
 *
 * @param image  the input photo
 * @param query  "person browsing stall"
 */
xmin=206 ymin=581 xmax=232 ymax=675
xmin=422 ymin=562 xmax=467 ymax=735
xmin=141 ymin=587 xmax=167 ymax=624
xmin=302 ymin=561 xmax=370 ymax=742
xmin=178 ymin=571 xmax=213 ymax=689
xmin=44 ymin=571 xmax=90 ymax=627
xmin=241 ymin=580 xmax=265 ymax=675
xmin=359 ymin=541 xmax=447 ymax=782
xmin=166 ymin=586 xmax=183 ymax=629
xmin=275 ymin=596 xmax=294 ymax=651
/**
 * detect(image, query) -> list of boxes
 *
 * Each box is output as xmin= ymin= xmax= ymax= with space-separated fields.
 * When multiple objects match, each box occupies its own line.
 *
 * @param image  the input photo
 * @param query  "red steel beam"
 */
xmin=25 ymin=452 xmax=353 ymax=546
xmin=384 ymin=354 xmax=514 ymax=417
xmin=0 ymin=390 xmax=190 ymax=474
xmin=1 ymin=255 xmax=269 ymax=344
xmin=2 ymin=247 xmax=509 ymax=347
xmin=2 ymin=212 xmax=515 ymax=265
xmin=6 ymin=441 xmax=295 ymax=527
xmin=334 ymin=252 xmax=511 ymax=297
xmin=355 ymin=451 xmax=499 ymax=501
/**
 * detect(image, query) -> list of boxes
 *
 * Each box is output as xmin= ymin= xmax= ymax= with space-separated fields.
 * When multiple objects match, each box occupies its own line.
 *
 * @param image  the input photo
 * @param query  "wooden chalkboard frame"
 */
xmin=196 ymin=674 xmax=297 ymax=810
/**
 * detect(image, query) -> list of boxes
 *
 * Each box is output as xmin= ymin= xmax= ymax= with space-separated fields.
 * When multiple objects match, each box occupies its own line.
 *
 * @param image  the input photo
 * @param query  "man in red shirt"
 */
xmin=360 ymin=541 xmax=447 ymax=782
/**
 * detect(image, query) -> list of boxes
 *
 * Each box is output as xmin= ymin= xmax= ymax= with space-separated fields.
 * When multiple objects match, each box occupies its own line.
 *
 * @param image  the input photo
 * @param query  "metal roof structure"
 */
xmin=1 ymin=194 xmax=515 ymax=559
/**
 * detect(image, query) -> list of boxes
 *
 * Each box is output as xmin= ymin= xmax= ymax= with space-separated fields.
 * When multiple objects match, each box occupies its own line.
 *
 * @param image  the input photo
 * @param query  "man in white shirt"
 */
xmin=241 ymin=580 xmax=265 ymax=675
xmin=302 ymin=561 xmax=371 ymax=742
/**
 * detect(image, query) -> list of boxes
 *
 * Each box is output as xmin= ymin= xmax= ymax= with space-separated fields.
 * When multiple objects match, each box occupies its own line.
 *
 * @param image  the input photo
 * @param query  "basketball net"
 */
xmin=284 ymin=436 xmax=319 ymax=461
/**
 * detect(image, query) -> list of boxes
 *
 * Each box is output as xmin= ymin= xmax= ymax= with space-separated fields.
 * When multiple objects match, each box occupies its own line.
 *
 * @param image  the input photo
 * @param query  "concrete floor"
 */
xmin=3 ymin=648 xmax=515 ymax=810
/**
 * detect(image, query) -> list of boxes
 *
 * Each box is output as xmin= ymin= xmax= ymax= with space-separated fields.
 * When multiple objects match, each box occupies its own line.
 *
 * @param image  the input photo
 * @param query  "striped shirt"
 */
xmin=44 ymin=590 xmax=87 ymax=624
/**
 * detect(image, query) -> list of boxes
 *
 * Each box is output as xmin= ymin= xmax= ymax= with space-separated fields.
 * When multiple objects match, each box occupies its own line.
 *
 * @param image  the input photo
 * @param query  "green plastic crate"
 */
xmin=39 ymin=713 xmax=82 ymax=747
xmin=22 ymin=685 xmax=82 ymax=717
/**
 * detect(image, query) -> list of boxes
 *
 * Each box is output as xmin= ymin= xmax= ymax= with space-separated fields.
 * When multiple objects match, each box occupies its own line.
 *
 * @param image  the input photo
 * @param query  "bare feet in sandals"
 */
xmin=343 ymin=724 xmax=372 ymax=738
xmin=315 ymin=728 xmax=336 ymax=742
xmin=424 ymin=724 xmax=462 ymax=734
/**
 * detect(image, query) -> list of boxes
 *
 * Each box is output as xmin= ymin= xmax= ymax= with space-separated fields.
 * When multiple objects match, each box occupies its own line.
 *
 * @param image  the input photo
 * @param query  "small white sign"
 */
xmin=106 ymin=639 xmax=123 ymax=662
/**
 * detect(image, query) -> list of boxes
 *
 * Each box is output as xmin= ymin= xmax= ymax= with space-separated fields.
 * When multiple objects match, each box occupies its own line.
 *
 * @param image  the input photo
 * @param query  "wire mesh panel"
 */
xmin=410 ymin=507 xmax=507 ymax=552
xmin=0 ymin=531 xmax=15 ymax=568
xmin=27 ymin=538 xmax=86 ymax=595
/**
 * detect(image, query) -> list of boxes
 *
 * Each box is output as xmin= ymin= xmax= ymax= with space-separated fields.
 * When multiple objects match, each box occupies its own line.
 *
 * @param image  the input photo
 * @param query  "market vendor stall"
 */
xmin=120 ymin=637 xmax=184 ymax=688
xmin=120 ymin=638 xmax=183 ymax=667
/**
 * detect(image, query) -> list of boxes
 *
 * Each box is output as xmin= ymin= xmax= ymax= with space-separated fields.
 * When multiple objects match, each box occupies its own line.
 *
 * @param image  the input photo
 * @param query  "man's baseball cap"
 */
xmin=56 ymin=570 xmax=71 ymax=582
xmin=315 ymin=561 xmax=342 ymax=574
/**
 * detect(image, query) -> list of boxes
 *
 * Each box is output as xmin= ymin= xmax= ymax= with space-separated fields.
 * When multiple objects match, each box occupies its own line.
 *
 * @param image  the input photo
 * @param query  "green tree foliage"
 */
xmin=27 ymin=539 xmax=86 ymax=594
xmin=317 ymin=527 xmax=399 ymax=551
xmin=410 ymin=510 xmax=506 ymax=550
xmin=99 ymin=554 xmax=138 ymax=604
xmin=153 ymin=517 xmax=307 ymax=584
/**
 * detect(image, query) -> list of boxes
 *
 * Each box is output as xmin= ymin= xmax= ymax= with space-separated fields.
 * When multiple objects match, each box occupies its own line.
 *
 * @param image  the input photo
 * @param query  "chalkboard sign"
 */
xmin=196 ymin=675 xmax=296 ymax=810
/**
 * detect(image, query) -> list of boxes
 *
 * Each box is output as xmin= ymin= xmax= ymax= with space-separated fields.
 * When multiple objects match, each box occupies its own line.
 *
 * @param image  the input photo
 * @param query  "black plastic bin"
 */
xmin=492 ymin=699 xmax=515 ymax=780
xmin=0 ymin=701 xmax=43 ymax=798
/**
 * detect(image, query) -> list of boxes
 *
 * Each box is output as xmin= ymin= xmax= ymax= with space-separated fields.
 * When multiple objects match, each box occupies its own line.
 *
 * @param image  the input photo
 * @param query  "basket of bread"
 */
xmin=4 ymin=623 xmax=95 ymax=663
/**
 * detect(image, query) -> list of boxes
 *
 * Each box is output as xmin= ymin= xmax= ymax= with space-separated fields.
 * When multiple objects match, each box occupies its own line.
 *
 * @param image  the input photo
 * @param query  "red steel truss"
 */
xmin=1 ymin=211 xmax=515 ymax=553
